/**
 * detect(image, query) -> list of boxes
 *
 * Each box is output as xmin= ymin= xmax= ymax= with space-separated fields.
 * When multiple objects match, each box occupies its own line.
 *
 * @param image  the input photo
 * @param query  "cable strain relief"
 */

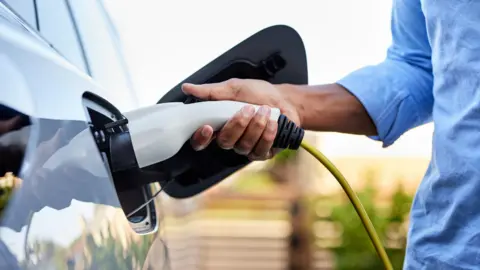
xmin=273 ymin=114 xmax=304 ymax=150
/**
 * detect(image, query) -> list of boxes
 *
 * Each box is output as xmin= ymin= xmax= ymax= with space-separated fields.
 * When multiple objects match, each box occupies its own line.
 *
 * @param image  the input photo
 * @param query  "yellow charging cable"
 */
xmin=300 ymin=140 xmax=394 ymax=270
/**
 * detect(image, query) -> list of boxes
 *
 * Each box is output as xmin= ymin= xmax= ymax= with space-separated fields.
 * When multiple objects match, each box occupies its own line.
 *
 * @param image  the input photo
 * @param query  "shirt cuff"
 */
xmin=336 ymin=65 xmax=409 ymax=147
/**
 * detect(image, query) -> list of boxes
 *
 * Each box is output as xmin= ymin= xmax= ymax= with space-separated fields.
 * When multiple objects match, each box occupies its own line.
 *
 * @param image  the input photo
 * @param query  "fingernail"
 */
xmin=258 ymin=106 xmax=270 ymax=116
xmin=201 ymin=126 xmax=211 ymax=137
xmin=194 ymin=144 xmax=206 ymax=151
xmin=241 ymin=105 xmax=255 ymax=117
xmin=217 ymin=138 xmax=233 ymax=150
xmin=234 ymin=148 xmax=248 ymax=155
xmin=181 ymin=83 xmax=195 ymax=93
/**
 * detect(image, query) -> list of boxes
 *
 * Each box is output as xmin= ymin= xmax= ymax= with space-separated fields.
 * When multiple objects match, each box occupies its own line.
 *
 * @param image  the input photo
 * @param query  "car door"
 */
xmin=0 ymin=1 xmax=164 ymax=269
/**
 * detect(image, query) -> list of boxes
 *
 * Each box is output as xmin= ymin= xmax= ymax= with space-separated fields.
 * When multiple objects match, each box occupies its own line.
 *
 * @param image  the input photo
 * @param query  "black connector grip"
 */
xmin=273 ymin=114 xmax=304 ymax=150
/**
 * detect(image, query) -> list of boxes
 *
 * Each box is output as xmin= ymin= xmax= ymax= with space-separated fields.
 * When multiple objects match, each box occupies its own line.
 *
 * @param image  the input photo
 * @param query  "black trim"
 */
xmin=82 ymin=91 xmax=124 ymax=120
xmin=32 ymin=0 xmax=39 ymax=30
xmin=64 ymin=0 xmax=92 ymax=76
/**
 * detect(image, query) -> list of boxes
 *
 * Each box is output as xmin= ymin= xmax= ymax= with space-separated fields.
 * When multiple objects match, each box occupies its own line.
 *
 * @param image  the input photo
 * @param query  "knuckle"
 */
xmin=232 ymin=116 xmax=249 ymax=129
xmin=262 ymin=131 xmax=276 ymax=143
xmin=252 ymin=117 xmax=266 ymax=129
xmin=226 ymin=78 xmax=243 ymax=98
xmin=226 ymin=78 xmax=241 ymax=89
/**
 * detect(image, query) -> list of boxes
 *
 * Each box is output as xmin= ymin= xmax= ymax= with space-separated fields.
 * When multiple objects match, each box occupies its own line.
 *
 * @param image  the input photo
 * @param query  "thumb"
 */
xmin=182 ymin=80 xmax=239 ymax=101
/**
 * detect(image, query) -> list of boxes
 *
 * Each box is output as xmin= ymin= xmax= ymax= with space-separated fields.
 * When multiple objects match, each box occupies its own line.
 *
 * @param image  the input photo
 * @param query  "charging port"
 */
xmin=81 ymin=92 xmax=157 ymax=234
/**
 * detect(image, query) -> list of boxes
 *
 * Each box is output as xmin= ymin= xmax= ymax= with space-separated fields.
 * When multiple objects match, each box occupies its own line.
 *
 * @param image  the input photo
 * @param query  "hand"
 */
xmin=182 ymin=78 xmax=301 ymax=161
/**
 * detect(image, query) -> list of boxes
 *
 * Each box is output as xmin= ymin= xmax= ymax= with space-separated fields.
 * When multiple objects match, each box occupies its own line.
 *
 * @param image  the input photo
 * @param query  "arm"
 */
xmin=284 ymin=0 xmax=433 ymax=147
xmin=277 ymin=83 xmax=379 ymax=136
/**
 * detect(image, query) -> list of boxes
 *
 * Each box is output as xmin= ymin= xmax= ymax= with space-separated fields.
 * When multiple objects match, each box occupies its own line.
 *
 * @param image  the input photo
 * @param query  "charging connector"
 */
xmin=273 ymin=114 xmax=304 ymax=149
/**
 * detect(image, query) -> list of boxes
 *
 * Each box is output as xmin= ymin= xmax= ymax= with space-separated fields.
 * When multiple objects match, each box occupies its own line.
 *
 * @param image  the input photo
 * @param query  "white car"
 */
xmin=0 ymin=1 xmax=308 ymax=269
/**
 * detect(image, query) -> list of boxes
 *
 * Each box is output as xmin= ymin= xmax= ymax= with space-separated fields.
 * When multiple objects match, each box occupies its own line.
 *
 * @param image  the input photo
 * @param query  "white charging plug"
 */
xmin=124 ymin=101 xmax=281 ymax=168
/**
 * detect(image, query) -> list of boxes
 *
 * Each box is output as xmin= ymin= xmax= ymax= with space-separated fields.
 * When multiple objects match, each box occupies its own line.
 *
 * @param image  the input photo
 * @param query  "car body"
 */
xmin=0 ymin=1 xmax=307 ymax=269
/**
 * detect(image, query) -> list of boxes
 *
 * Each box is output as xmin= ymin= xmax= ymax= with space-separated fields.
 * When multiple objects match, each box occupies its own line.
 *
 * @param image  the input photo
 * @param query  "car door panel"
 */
xmin=0 ymin=3 xmax=164 ymax=269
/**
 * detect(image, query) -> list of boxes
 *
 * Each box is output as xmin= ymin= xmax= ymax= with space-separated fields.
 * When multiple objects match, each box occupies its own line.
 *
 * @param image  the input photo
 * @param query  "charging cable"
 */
xmin=270 ymin=112 xmax=393 ymax=269
xmin=300 ymin=140 xmax=394 ymax=270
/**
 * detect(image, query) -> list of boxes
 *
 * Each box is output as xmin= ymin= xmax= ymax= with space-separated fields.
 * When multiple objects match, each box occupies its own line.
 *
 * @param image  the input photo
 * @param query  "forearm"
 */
xmin=278 ymin=83 xmax=378 ymax=136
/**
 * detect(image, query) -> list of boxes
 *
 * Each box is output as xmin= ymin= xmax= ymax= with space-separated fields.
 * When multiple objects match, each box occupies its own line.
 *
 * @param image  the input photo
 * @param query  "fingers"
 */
xmin=181 ymin=78 xmax=242 ymax=101
xmin=234 ymin=106 xmax=270 ymax=155
xmin=216 ymin=105 xmax=256 ymax=149
xmin=189 ymin=104 xmax=278 ymax=161
xmin=189 ymin=104 xmax=256 ymax=151
xmin=190 ymin=125 xmax=214 ymax=151
xmin=248 ymin=119 xmax=278 ymax=160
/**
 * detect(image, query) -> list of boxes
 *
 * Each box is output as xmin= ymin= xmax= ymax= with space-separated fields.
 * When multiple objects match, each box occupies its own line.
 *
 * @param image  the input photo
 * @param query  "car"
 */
xmin=0 ymin=0 xmax=308 ymax=269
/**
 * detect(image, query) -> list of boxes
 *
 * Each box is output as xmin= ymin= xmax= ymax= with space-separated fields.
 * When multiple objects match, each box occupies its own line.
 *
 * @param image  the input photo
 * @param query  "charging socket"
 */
xmin=81 ymin=92 xmax=158 ymax=234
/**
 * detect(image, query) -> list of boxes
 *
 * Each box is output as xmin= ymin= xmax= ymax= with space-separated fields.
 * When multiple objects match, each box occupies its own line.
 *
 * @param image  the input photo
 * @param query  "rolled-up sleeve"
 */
xmin=336 ymin=0 xmax=434 ymax=147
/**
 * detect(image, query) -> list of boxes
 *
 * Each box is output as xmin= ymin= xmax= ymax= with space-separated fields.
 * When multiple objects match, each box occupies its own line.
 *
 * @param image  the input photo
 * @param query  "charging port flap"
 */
xmin=155 ymin=25 xmax=308 ymax=199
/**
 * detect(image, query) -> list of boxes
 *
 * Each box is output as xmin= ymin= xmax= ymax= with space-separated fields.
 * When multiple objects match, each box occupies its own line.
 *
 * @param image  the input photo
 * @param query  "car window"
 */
xmin=68 ymin=0 xmax=138 ymax=112
xmin=35 ymin=0 xmax=88 ymax=73
xmin=2 ymin=0 xmax=37 ymax=29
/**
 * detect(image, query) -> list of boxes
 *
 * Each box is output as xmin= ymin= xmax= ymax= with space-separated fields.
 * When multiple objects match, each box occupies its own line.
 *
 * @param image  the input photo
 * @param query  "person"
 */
xmin=185 ymin=1 xmax=480 ymax=269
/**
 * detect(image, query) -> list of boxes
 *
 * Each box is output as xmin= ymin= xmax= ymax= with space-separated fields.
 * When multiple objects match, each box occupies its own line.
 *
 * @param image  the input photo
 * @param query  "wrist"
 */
xmin=276 ymin=83 xmax=376 ymax=135
xmin=276 ymin=83 xmax=307 ymax=127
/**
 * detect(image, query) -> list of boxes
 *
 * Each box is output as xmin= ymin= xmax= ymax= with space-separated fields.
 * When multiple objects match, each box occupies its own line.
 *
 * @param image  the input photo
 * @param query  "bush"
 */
xmin=329 ymin=171 xmax=412 ymax=270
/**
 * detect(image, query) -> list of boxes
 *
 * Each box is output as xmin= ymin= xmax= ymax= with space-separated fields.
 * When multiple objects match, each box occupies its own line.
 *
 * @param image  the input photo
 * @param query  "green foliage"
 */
xmin=0 ymin=173 xmax=18 ymax=218
xmin=21 ymin=239 xmax=68 ymax=270
xmin=271 ymin=149 xmax=297 ymax=164
xmin=329 ymin=171 xmax=413 ymax=270
xmin=384 ymin=181 xmax=412 ymax=269
xmin=85 ymin=229 xmax=132 ymax=270
xmin=21 ymin=222 xmax=156 ymax=269
xmin=330 ymin=175 xmax=387 ymax=270
xmin=84 ymin=225 xmax=154 ymax=270
xmin=389 ymin=181 xmax=412 ymax=223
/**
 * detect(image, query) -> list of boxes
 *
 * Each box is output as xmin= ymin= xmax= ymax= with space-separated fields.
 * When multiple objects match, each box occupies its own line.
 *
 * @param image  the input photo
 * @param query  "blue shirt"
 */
xmin=337 ymin=0 xmax=480 ymax=269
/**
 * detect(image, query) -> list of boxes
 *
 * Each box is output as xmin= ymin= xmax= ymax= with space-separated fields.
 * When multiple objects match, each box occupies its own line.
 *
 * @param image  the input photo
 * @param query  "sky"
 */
xmin=103 ymin=0 xmax=434 ymax=159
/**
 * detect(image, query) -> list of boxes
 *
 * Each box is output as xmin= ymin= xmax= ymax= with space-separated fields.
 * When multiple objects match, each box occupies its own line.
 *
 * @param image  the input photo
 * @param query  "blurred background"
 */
xmin=100 ymin=0 xmax=432 ymax=269
xmin=0 ymin=0 xmax=431 ymax=269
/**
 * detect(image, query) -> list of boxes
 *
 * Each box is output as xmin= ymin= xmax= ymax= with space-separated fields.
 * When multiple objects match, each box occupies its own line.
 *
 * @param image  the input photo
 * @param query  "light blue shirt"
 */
xmin=337 ymin=0 xmax=480 ymax=269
